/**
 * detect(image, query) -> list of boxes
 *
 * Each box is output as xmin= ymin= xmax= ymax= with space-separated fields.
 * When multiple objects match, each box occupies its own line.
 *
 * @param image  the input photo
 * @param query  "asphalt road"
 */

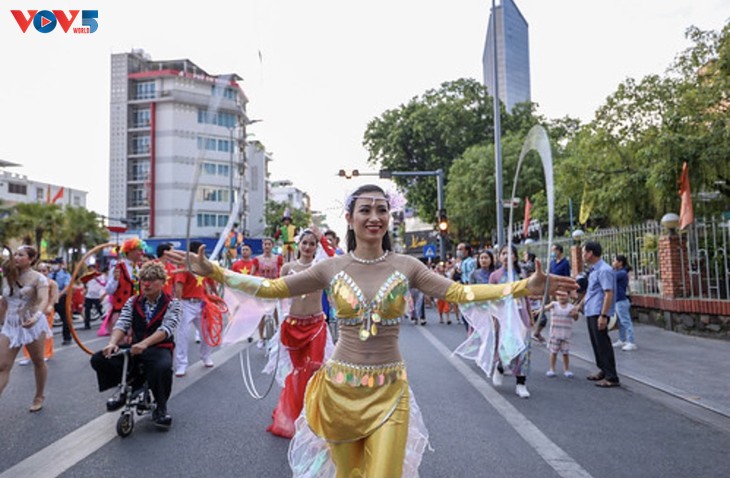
xmin=1 ymin=310 xmax=729 ymax=478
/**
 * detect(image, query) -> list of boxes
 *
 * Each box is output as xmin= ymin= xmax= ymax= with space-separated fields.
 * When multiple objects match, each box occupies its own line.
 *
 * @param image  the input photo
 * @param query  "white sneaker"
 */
xmin=175 ymin=367 xmax=187 ymax=377
xmin=564 ymin=371 xmax=574 ymax=378
xmin=622 ymin=343 xmax=637 ymax=351
xmin=203 ymin=357 xmax=214 ymax=368
xmin=515 ymin=384 xmax=531 ymax=398
xmin=546 ymin=370 xmax=556 ymax=377
xmin=18 ymin=359 xmax=31 ymax=366
xmin=256 ymin=340 xmax=265 ymax=349
xmin=492 ymin=368 xmax=504 ymax=387
xmin=612 ymin=340 xmax=624 ymax=348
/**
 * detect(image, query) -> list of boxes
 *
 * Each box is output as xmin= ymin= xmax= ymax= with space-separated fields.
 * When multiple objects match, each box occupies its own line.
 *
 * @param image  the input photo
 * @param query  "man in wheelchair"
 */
xmin=90 ymin=261 xmax=182 ymax=428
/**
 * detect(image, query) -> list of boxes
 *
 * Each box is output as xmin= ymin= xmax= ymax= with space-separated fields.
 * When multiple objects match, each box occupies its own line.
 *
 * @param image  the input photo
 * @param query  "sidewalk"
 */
xmin=568 ymin=320 xmax=730 ymax=417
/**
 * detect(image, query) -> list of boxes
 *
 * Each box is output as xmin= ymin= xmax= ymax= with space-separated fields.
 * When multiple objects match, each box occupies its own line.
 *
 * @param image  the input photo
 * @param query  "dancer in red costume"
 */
xmin=267 ymin=229 xmax=328 ymax=438
xmin=252 ymin=238 xmax=284 ymax=348
xmin=100 ymin=239 xmax=145 ymax=336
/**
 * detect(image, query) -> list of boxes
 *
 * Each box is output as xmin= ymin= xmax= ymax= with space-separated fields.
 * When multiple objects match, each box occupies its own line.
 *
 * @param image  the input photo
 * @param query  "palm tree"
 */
xmin=1 ymin=202 xmax=63 ymax=249
xmin=57 ymin=206 xmax=109 ymax=264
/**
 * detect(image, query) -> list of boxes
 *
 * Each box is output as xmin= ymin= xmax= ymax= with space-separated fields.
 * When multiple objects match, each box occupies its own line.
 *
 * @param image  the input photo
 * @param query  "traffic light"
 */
xmin=437 ymin=209 xmax=448 ymax=234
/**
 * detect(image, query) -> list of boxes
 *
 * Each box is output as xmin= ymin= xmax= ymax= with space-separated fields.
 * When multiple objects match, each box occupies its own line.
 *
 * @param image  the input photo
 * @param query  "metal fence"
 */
xmin=520 ymin=216 xmax=729 ymax=301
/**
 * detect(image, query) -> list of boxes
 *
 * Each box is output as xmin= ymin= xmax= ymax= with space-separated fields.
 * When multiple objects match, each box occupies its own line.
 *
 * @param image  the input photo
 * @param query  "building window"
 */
xmin=129 ymin=160 xmax=150 ymax=181
xmin=197 ymin=136 xmax=217 ymax=151
xmin=73 ymin=196 xmax=80 ymax=206
xmin=197 ymin=109 xmax=236 ymax=128
xmin=36 ymin=187 xmax=45 ymax=201
xmin=8 ymin=182 xmax=26 ymax=195
xmin=129 ymin=213 xmax=149 ymax=230
xmin=132 ymin=135 xmax=150 ymax=154
xmin=202 ymin=163 xmax=217 ymax=175
xmin=128 ymin=185 xmax=148 ymax=207
xmin=135 ymin=81 xmax=156 ymax=100
xmin=132 ymin=108 xmax=151 ymax=127
xmin=197 ymin=188 xmax=229 ymax=202
xmin=211 ymin=85 xmax=236 ymax=100
xmin=217 ymin=139 xmax=231 ymax=152
xmin=196 ymin=213 xmax=229 ymax=228
xmin=218 ymin=164 xmax=230 ymax=177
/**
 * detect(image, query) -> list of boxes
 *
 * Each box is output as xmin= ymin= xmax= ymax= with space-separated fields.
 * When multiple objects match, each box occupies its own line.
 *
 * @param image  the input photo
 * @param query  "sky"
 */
xmin=1 ymin=0 xmax=728 ymax=238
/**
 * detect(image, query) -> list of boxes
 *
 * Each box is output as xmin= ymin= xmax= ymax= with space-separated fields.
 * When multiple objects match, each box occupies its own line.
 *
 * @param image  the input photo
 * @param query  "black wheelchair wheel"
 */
xmin=116 ymin=411 xmax=134 ymax=437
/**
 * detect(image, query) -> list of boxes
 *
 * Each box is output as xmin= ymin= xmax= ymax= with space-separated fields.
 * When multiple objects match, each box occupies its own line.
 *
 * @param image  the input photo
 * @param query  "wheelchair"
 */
xmin=111 ymin=348 xmax=157 ymax=437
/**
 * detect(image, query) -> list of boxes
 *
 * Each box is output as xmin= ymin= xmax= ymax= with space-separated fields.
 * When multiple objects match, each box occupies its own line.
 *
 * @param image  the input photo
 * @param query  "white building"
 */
xmin=109 ymin=49 xmax=250 ymax=239
xmin=270 ymin=180 xmax=310 ymax=212
xmin=0 ymin=160 xmax=87 ymax=208
xmin=245 ymin=141 xmax=273 ymax=237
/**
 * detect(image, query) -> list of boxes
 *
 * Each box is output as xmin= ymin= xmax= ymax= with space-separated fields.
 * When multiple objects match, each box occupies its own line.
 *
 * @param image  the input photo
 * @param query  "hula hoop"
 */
xmin=239 ymin=315 xmax=280 ymax=400
xmin=66 ymin=242 xmax=118 ymax=356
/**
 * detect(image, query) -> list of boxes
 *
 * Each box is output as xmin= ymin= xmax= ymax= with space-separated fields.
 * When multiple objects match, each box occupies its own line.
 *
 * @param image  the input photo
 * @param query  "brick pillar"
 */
xmin=659 ymin=234 xmax=688 ymax=298
xmin=570 ymin=245 xmax=583 ymax=277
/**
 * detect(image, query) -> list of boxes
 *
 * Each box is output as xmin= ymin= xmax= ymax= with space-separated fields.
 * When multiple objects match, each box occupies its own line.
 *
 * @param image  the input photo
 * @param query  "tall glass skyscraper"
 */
xmin=482 ymin=0 xmax=531 ymax=112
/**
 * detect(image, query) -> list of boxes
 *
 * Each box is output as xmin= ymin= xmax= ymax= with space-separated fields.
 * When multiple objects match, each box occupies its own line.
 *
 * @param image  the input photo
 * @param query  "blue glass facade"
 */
xmin=483 ymin=0 xmax=531 ymax=112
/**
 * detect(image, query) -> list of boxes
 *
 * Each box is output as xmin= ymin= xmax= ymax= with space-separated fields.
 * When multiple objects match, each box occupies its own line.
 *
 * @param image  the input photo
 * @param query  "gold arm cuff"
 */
xmin=444 ymin=279 xmax=529 ymax=303
xmin=211 ymin=264 xmax=290 ymax=298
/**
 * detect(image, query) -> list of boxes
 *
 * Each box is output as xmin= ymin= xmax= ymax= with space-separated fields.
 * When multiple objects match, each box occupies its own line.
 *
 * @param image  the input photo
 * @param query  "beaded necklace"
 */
xmin=349 ymin=251 xmax=389 ymax=265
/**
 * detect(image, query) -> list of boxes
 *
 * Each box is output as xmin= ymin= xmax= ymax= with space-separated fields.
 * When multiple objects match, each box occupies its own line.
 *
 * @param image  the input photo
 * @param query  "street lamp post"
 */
xmin=491 ymin=0 xmax=505 ymax=248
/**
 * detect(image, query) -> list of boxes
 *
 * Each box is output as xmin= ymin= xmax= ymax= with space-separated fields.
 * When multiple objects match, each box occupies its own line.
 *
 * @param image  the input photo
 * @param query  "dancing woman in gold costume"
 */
xmin=169 ymin=184 xmax=577 ymax=478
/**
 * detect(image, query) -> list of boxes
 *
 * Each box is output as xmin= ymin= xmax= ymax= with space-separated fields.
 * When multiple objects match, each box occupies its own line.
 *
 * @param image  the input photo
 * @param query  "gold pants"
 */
xmin=306 ymin=360 xmax=410 ymax=478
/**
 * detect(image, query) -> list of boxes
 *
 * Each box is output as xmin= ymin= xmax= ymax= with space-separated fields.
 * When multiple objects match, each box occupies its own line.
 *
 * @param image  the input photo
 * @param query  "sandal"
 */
xmin=29 ymin=396 xmax=44 ymax=413
xmin=594 ymin=379 xmax=620 ymax=388
xmin=586 ymin=372 xmax=605 ymax=381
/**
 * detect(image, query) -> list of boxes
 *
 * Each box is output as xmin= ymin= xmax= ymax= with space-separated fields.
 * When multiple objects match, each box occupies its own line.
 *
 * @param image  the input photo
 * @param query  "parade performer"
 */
xmin=100 ymin=238 xmax=145 ymax=336
xmin=274 ymin=210 xmax=299 ymax=262
xmin=252 ymin=237 xmax=284 ymax=348
xmin=225 ymin=224 xmax=244 ymax=262
xmin=173 ymin=241 xmax=218 ymax=376
xmin=90 ymin=261 xmax=181 ymax=428
xmin=20 ymin=262 xmax=58 ymax=364
xmin=265 ymin=229 xmax=330 ymax=438
xmin=0 ymin=245 xmax=50 ymax=412
xmin=168 ymin=184 xmax=576 ymax=477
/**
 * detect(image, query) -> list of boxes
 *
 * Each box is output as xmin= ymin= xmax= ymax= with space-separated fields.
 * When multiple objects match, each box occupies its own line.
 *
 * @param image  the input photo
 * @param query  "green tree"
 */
xmin=0 ymin=202 xmax=64 ymax=250
xmin=264 ymin=201 xmax=312 ymax=237
xmin=445 ymin=131 xmax=551 ymax=243
xmin=363 ymin=78 xmax=495 ymax=221
xmin=556 ymin=22 xmax=730 ymax=226
xmin=56 ymin=206 xmax=109 ymax=264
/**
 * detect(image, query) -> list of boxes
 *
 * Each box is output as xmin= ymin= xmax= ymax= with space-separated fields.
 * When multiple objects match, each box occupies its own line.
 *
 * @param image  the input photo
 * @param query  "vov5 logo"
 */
xmin=11 ymin=10 xmax=98 ymax=34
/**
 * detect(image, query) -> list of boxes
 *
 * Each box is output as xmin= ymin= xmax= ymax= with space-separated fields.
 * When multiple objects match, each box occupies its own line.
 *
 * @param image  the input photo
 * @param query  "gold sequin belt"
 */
xmin=325 ymin=359 xmax=407 ymax=388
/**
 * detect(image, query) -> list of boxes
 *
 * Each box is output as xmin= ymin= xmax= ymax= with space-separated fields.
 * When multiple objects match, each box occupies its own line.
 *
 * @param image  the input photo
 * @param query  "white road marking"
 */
xmin=0 ymin=341 xmax=248 ymax=478
xmin=418 ymin=326 xmax=595 ymax=478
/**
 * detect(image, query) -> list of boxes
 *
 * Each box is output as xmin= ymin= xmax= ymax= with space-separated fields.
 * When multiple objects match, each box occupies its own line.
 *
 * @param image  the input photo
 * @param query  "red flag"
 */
xmin=523 ymin=196 xmax=532 ymax=238
xmin=50 ymin=187 xmax=64 ymax=204
xmin=679 ymin=162 xmax=694 ymax=230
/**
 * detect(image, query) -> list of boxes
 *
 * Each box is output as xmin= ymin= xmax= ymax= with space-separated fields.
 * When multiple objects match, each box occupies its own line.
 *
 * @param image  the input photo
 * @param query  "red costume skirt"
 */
xmin=267 ymin=312 xmax=327 ymax=438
